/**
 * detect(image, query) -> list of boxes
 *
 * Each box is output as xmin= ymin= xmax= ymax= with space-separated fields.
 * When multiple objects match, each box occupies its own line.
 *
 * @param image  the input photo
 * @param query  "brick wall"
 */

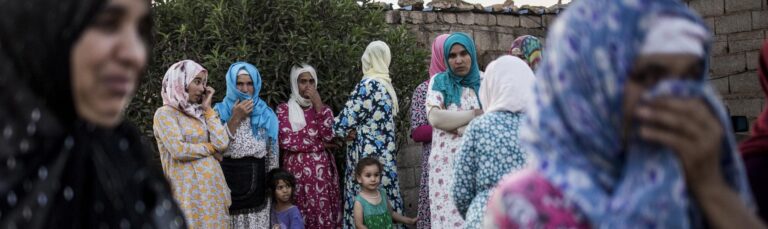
xmin=389 ymin=0 xmax=767 ymax=219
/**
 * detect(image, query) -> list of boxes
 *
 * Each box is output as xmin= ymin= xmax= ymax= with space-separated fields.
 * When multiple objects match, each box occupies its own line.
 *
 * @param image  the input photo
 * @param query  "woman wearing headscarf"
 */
xmin=425 ymin=32 xmax=482 ymax=228
xmin=0 ymin=0 xmax=186 ymax=227
xmin=451 ymin=55 xmax=534 ymax=228
xmin=739 ymin=40 xmax=768 ymax=222
xmin=154 ymin=60 xmax=231 ymax=228
xmin=277 ymin=63 xmax=341 ymax=228
xmin=214 ymin=62 xmax=280 ymax=228
xmin=333 ymin=41 xmax=404 ymax=229
xmin=410 ymin=33 xmax=448 ymax=229
xmin=484 ymin=0 xmax=761 ymax=228
xmin=508 ymin=35 xmax=543 ymax=71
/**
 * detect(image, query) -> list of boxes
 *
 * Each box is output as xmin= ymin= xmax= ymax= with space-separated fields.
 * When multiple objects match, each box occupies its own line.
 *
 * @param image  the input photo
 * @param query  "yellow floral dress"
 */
xmin=153 ymin=106 xmax=232 ymax=228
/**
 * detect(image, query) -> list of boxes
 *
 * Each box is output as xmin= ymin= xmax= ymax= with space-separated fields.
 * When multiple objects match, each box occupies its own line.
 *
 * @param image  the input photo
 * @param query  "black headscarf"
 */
xmin=0 ymin=0 xmax=186 ymax=228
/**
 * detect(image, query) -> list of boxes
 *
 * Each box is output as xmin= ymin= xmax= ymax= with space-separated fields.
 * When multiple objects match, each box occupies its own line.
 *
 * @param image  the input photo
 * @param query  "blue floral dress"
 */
xmin=333 ymin=79 xmax=403 ymax=229
xmin=452 ymin=111 xmax=528 ymax=228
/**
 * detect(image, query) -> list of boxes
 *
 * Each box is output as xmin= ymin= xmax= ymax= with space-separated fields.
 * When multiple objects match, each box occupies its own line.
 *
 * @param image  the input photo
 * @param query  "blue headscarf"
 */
xmin=430 ymin=32 xmax=482 ymax=108
xmin=214 ymin=62 xmax=278 ymax=147
xmin=524 ymin=0 xmax=752 ymax=227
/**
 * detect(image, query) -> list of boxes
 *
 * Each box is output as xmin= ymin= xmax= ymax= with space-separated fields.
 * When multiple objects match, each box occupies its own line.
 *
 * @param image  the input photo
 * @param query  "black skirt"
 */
xmin=220 ymin=157 xmax=268 ymax=215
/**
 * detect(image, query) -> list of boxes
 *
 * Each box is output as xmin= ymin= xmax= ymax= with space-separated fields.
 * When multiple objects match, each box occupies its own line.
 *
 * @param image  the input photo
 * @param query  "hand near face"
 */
xmin=202 ymin=86 xmax=215 ymax=109
xmin=231 ymin=99 xmax=254 ymax=124
xmin=636 ymin=98 xmax=724 ymax=190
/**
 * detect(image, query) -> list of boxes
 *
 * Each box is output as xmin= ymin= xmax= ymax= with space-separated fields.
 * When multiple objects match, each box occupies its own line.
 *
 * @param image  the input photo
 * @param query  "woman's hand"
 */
xmin=474 ymin=109 xmax=484 ymax=117
xmin=202 ymin=86 xmax=215 ymax=110
xmin=636 ymin=98 xmax=768 ymax=229
xmin=345 ymin=129 xmax=357 ymax=141
xmin=230 ymin=99 xmax=254 ymax=124
xmin=304 ymin=85 xmax=324 ymax=108
xmin=636 ymin=98 xmax=724 ymax=190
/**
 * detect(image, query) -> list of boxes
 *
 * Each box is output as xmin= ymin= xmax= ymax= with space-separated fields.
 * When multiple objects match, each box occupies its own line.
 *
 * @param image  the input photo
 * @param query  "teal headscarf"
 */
xmin=213 ymin=62 xmax=278 ymax=146
xmin=430 ymin=32 xmax=482 ymax=108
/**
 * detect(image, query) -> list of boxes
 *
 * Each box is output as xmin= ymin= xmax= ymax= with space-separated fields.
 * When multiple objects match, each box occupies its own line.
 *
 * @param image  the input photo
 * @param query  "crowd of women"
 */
xmin=3 ymin=0 xmax=768 ymax=228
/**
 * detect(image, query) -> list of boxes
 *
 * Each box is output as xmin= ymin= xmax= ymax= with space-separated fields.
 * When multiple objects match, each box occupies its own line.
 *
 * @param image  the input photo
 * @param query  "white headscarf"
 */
xmin=362 ymin=41 xmax=399 ymax=115
xmin=479 ymin=55 xmax=536 ymax=113
xmin=287 ymin=64 xmax=318 ymax=131
xmin=640 ymin=16 xmax=708 ymax=56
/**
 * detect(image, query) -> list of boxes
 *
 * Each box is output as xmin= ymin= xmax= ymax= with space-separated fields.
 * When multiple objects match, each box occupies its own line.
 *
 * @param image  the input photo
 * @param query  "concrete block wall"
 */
xmin=387 ymin=0 xmax=768 ymax=218
xmin=687 ymin=0 xmax=766 ymax=127
xmin=386 ymin=10 xmax=548 ymax=69
xmin=386 ymin=10 xmax=549 ymax=218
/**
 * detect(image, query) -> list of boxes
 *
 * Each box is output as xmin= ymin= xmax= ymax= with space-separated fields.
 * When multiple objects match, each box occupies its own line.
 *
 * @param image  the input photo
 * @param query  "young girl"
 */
xmin=268 ymin=168 xmax=305 ymax=229
xmin=353 ymin=157 xmax=417 ymax=229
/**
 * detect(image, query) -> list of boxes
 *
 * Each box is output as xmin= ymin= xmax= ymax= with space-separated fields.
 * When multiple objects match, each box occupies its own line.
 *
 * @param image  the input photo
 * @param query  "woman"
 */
xmin=410 ymin=33 xmax=448 ymax=229
xmin=451 ymin=55 xmax=534 ymax=228
xmin=0 ymin=0 xmax=186 ymax=227
xmin=426 ymin=32 xmax=482 ymax=228
xmin=154 ymin=60 xmax=231 ymax=228
xmin=739 ymin=40 xmax=768 ymax=222
xmin=508 ymin=35 xmax=543 ymax=71
xmin=214 ymin=62 xmax=280 ymax=228
xmin=333 ymin=41 xmax=404 ymax=229
xmin=277 ymin=63 xmax=341 ymax=228
xmin=485 ymin=1 xmax=761 ymax=228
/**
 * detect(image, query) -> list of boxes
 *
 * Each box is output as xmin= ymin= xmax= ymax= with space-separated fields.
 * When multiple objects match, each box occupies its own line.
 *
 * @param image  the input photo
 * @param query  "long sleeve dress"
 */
xmin=153 ymin=106 xmax=232 ymax=228
xmin=425 ymin=80 xmax=480 ymax=228
xmin=222 ymin=118 xmax=279 ymax=229
xmin=451 ymin=111 xmax=528 ymax=228
xmin=333 ymin=79 xmax=403 ymax=229
xmin=277 ymin=103 xmax=342 ymax=229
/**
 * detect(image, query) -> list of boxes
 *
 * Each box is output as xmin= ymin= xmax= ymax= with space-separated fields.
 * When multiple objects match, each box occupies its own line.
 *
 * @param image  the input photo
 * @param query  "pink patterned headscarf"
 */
xmin=428 ymin=34 xmax=450 ymax=78
xmin=161 ymin=60 xmax=208 ymax=121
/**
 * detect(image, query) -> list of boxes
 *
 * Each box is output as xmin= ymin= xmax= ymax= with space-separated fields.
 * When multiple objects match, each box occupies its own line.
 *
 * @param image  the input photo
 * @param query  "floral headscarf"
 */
xmin=161 ymin=60 xmax=208 ymax=122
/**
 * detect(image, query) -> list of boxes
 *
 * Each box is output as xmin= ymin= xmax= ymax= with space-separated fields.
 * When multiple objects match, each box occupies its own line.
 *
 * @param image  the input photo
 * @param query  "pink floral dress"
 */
xmin=277 ymin=103 xmax=342 ymax=229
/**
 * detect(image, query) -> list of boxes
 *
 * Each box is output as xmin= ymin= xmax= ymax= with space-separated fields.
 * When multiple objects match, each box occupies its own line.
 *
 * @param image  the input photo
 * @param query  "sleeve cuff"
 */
xmin=204 ymin=143 xmax=215 ymax=154
xmin=203 ymin=108 xmax=217 ymax=119
xmin=224 ymin=125 xmax=235 ymax=140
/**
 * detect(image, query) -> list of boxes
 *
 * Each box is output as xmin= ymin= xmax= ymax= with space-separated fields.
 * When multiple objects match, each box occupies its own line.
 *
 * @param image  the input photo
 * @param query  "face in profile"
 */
xmin=70 ymin=0 xmax=150 ymax=128
xmin=186 ymin=72 xmax=207 ymax=104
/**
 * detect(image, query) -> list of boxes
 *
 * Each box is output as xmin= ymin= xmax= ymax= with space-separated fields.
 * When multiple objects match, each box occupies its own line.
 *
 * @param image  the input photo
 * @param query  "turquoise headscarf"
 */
xmin=430 ymin=32 xmax=482 ymax=108
xmin=214 ymin=62 xmax=278 ymax=146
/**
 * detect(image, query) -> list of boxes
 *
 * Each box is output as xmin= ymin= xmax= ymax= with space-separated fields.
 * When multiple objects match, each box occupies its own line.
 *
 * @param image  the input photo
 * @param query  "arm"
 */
xmin=153 ymin=107 xmax=214 ymax=161
xmin=694 ymin=179 xmax=766 ymax=229
xmin=353 ymin=200 xmax=368 ymax=229
xmin=268 ymin=139 xmax=279 ymax=169
xmin=289 ymin=209 xmax=305 ymax=229
xmin=388 ymin=202 xmax=416 ymax=225
xmin=452 ymin=122 xmax=478 ymax=217
xmin=410 ymin=82 xmax=432 ymax=143
xmin=204 ymin=108 xmax=229 ymax=152
xmin=637 ymin=98 xmax=765 ymax=229
xmin=317 ymin=106 xmax=335 ymax=142
xmin=427 ymin=109 xmax=477 ymax=132
xmin=333 ymin=82 xmax=374 ymax=139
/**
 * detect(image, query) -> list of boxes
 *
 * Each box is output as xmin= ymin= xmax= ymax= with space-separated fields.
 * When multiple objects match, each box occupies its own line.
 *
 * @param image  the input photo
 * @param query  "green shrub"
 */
xmin=127 ymin=0 xmax=428 ymax=158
